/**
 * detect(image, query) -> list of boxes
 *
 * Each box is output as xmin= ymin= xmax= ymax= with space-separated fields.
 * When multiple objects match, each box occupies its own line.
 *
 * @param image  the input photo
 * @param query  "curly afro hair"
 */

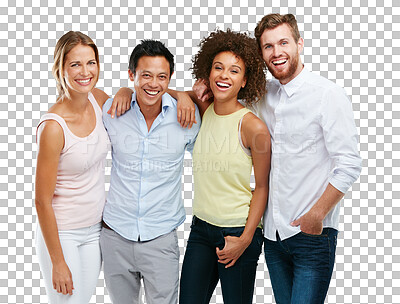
xmin=192 ymin=29 xmax=267 ymax=106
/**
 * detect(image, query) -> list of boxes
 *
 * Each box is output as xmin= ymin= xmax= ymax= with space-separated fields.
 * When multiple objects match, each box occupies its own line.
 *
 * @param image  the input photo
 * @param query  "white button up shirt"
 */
xmin=255 ymin=67 xmax=362 ymax=241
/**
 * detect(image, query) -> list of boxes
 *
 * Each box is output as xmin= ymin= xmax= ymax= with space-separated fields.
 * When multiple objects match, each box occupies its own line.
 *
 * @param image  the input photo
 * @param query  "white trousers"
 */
xmin=36 ymin=223 xmax=102 ymax=304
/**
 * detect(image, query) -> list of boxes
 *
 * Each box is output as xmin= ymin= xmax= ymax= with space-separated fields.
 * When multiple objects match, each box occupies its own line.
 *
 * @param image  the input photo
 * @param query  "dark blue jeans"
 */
xmin=264 ymin=228 xmax=338 ymax=304
xmin=179 ymin=216 xmax=263 ymax=304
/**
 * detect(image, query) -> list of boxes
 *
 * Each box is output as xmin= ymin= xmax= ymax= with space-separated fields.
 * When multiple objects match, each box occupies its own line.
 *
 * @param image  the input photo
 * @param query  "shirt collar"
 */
xmin=279 ymin=66 xmax=309 ymax=97
xmin=131 ymin=91 xmax=174 ymax=116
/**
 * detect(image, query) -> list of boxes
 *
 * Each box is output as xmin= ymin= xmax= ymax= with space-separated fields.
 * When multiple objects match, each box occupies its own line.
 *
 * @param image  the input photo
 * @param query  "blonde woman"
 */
xmin=35 ymin=31 xmax=130 ymax=303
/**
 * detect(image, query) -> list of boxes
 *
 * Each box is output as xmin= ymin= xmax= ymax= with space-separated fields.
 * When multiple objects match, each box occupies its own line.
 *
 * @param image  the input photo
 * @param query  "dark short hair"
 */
xmin=254 ymin=13 xmax=300 ymax=50
xmin=128 ymin=39 xmax=174 ymax=76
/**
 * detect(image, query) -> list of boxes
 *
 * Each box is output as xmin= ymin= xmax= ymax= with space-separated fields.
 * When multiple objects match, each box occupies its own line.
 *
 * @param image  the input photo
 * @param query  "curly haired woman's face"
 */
xmin=209 ymin=51 xmax=246 ymax=104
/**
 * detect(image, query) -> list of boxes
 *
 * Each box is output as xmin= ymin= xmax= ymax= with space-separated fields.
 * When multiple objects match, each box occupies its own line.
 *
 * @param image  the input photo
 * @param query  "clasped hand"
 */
xmin=216 ymin=235 xmax=250 ymax=268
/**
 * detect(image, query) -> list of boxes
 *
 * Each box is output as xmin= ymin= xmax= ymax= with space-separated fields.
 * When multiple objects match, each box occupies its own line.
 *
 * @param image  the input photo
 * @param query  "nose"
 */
xmin=274 ymin=45 xmax=282 ymax=57
xmin=149 ymin=77 xmax=158 ymax=88
xmin=220 ymin=68 xmax=229 ymax=79
xmin=273 ymin=45 xmax=282 ymax=58
xmin=81 ymin=64 xmax=90 ymax=76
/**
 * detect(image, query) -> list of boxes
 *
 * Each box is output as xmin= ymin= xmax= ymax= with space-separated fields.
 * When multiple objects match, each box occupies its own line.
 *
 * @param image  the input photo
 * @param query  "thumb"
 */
xmin=291 ymin=219 xmax=300 ymax=227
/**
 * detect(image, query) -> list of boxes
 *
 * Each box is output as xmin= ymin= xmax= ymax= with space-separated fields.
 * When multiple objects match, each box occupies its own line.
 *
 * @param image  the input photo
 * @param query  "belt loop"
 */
xmin=192 ymin=215 xmax=198 ymax=226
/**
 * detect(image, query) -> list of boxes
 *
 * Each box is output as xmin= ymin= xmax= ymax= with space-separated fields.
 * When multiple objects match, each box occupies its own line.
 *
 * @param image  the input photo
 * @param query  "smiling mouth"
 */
xmin=144 ymin=89 xmax=160 ymax=96
xmin=216 ymin=82 xmax=231 ymax=89
xmin=75 ymin=78 xmax=92 ymax=85
xmin=272 ymin=59 xmax=287 ymax=66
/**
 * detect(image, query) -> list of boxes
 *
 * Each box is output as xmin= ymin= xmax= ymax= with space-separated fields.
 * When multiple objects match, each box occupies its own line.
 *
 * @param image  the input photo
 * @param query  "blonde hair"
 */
xmin=254 ymin=13 xmax=300 ymax=50
xmin=52 ymin=31 xmax=100 ymax=101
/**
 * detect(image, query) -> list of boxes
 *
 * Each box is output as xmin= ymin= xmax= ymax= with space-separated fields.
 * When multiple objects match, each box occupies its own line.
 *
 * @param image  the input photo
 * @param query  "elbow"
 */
xmin=34 ymin=197 xmax=52 ymax=210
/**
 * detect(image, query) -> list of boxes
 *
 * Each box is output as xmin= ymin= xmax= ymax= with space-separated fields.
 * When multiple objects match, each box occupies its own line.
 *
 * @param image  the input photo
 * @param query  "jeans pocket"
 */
xmin=300 ymin=231 xmax=327 ymax=238
xmin=221 ymin=226 xmax=245 ymax=238
xmin=254 ymin=228 xmax=263 ymax=247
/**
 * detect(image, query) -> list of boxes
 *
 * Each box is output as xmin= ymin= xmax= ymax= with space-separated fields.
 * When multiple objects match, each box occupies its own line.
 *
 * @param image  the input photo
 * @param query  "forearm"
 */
xmin=309 ymin=183 xmax=345 ymax=221
xmin=241 ymin=186 xmax=268 ymax=245
xmin=117 ymin=87 xmax=134 ymax=95
xmin=35 ymin=201 xmax=65 ymax=265
xmin=168 ymin=89 xmax=206 ymax=109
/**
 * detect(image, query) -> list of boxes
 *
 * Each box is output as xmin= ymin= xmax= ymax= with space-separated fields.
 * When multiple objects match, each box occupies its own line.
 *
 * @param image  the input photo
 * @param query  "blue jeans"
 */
xmin=179 ymin=216 xmax=263 ymax=304
xmin=264 ymin=228 xmax=338 ymax=304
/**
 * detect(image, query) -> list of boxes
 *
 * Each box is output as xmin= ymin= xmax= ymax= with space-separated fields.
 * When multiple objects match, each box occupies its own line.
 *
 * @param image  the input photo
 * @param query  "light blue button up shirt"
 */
xmin=102 ymin=92 xmax=200 ymax=241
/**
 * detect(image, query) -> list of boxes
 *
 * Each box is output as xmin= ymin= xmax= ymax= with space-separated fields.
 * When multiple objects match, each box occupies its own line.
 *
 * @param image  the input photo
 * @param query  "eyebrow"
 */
xmin=142 ymin=70 xmax=169 ymax=76
xmin=213 ymin=61 xmax=242 ymax=70
xmin=68 ymin=59 xmax=96 ymax=64
xmin=263 ymin=38 xmax=290 ymax=47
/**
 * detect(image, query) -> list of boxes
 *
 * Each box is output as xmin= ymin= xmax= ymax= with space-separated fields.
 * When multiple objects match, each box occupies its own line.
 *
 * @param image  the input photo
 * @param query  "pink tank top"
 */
xmin=37 ymin=93 xmax=109 ymax=230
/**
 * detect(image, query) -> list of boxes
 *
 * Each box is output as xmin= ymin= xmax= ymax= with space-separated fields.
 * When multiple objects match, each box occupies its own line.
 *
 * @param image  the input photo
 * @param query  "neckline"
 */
xmin=211 ymin=103 xmax=249 ymax=118
xmin=45 ymin=93 xmax=99 ymax=140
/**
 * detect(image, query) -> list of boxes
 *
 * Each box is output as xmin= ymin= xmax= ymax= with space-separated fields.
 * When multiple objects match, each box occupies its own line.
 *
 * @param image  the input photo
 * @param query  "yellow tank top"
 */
xmin=192 ymin=103 xmax=253 ymax=227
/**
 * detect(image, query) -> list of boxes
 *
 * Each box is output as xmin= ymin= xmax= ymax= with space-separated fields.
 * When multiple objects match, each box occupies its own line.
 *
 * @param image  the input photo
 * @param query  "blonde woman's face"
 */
xmin=63 ymin=44 xmax=98 ymax=96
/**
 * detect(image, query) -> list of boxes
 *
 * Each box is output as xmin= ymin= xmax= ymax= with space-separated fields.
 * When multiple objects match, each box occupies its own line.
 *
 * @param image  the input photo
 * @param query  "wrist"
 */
xmin=239 ymin=233 xmax=252 ymax=247
xmin=51 ymin=257 xmax=67 ymax=267
xmin=309 ymin=207 xmax=326 ymax=222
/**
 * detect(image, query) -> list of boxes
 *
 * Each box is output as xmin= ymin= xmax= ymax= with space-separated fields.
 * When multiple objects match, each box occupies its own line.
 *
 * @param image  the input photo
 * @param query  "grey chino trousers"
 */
xmin=100 ymin=227 xmax=180 ymax=304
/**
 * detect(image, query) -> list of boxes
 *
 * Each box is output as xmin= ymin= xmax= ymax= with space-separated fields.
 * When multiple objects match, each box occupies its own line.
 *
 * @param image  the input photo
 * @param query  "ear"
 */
xmin=169 ymin=71 xmax=174 ymax=82
xmin=128 ymin=69 xmax=135 ymax=81
xmin=297 ymin=37 xmax=304 ymax=55
xmin=241 ymin=76 xmax=247 ymax=89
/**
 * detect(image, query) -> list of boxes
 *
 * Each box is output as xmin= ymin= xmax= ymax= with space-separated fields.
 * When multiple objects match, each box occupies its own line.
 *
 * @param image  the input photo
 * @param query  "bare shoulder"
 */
xmin=37 ymin=120 xmax=64 ymax=151
xmin=47 ymin=100 xmax=66 ymax=116
xmin=242 ymin=112 xmax=269 ymax=134
xmin=91 ymin=88 xmax=110 ymax=107
xmin=241 ymin=111 xmax=271 ymax=154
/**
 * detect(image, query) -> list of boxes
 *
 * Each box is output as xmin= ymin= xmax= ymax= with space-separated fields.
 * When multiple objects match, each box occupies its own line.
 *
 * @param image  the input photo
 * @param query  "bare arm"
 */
xmin=35 ymin=121 xmax=74 ymax=295
xmin=91 ymin=88 xmax=110 ymax=108
xmin=166 ymin=89 xmax=198 ymax=128
xmin=107 ymin=87 xmax=134 ymax=118
xmin=168 ymin=79 xmax=212 ymax=119
xmin=217 ymin=113 xmax=271 ymax=267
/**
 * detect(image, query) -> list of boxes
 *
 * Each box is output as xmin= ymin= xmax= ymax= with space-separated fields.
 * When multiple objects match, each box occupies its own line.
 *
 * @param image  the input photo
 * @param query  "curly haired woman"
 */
xmin=178 ymin=29 xmax=271 ymax=304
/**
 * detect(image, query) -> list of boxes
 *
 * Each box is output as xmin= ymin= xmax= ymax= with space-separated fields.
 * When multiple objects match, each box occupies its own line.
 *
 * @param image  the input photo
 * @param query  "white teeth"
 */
xmin=76 ymin=79 xmax=90 ymax=84
xmin=217 ymin=82 xmax=230 ymax=88
xmin=273 ymin=59 xmax=287 ymax=65
xmin=144 ymin=90 xmax=158 ymax=95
